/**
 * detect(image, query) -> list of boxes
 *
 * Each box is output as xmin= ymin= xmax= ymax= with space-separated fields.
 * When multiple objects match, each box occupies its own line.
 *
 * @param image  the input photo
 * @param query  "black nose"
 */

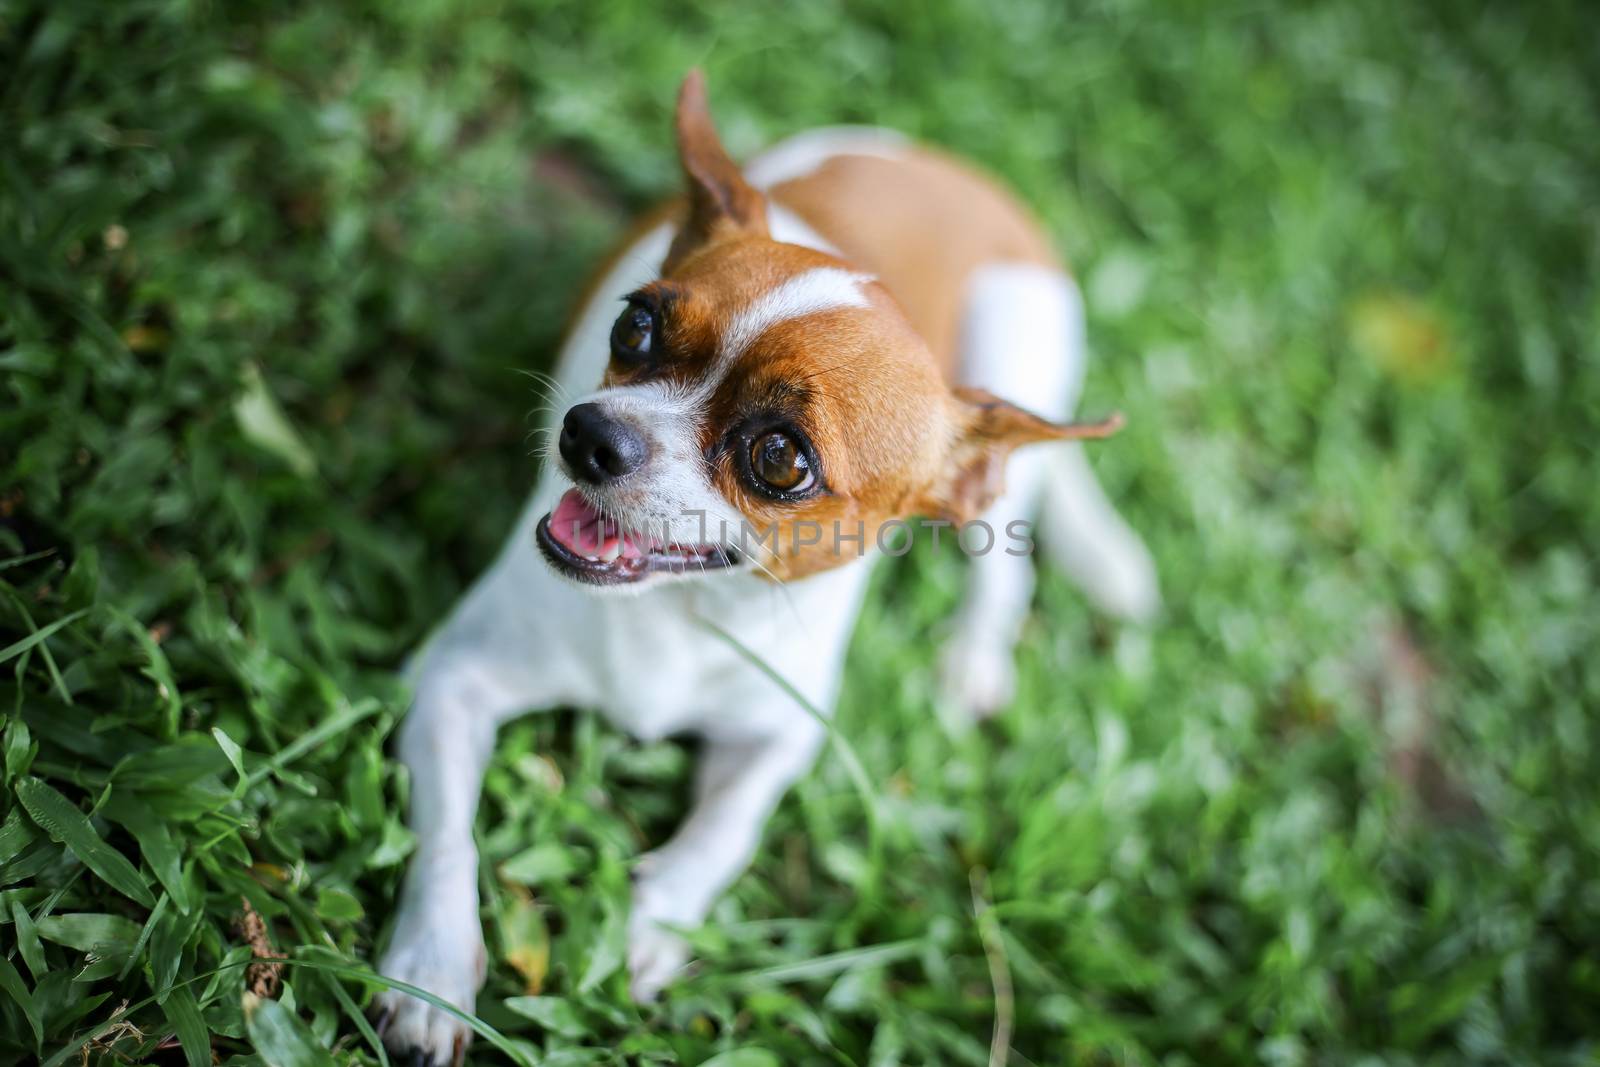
xmin=558 ymin=402 xmax=648 ymax=484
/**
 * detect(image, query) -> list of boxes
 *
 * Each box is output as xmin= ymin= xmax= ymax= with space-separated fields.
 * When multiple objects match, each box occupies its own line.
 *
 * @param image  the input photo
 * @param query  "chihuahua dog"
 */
xmin=373 ymin=72 xmax=1156 ymax=1063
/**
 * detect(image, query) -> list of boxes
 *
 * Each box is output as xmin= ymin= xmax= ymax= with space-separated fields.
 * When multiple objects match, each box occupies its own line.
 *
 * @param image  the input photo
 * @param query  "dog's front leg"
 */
xmin=374 ymin=654 xmax=532 ymax=1066
xmin=627 ymin=718 xmax=824 ymax=1001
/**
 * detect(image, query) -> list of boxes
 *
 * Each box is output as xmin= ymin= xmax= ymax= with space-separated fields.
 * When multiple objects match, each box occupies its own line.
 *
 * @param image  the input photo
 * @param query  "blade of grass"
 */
xmin=0 ymin=548 xmax=58 ymax=571
xmin=160 ymin=985 xmax=210 ymax=1067
xmin=244 ymin=698 xmax=383 ymax=789
xmin=15 ymin=775 xmax=155 ymax=907
xmin=119 ymin=891 xmax=172 ymax=981
xmin=970 ymin=868 xmax=1013 ymax=1067
xmin=103 ymin=605 xmax=182 ymax=740
xmin=722 ymin=939 xmax=922 ymax=986
xmin=9 ymin=895 xmax=47 ymax=980
xmin=316 ymin=960 xmax=391 ymax=1067
xmin=105 ymin=794 xmax=191 ymax=914
xmin=0 ymin=592 xmax=74 ymax=704
xmin=0 ymin=607 xmax=88 ymax=668
xmin=0 ymin=953 xmax=42 ymax=1049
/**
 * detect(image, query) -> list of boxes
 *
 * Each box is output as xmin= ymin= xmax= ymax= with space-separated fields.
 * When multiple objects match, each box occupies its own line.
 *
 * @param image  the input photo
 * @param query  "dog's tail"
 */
xmin=1036 ymin=443 xmax=1160 ymax=622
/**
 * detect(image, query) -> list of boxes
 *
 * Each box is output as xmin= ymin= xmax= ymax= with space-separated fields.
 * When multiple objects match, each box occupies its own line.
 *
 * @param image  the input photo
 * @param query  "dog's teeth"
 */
xmin=598 ymin=541 xmax=622 ymax=563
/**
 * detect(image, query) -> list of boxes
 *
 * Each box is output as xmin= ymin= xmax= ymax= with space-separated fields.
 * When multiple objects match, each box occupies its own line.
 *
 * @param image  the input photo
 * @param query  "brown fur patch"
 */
xmin=770 ymin=148 xmax=1059 ymax=378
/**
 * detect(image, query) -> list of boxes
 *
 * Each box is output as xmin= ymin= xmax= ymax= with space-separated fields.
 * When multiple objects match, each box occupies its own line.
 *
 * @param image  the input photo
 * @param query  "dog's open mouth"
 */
xmin=536 ymin=488 xmax=741 ymax=585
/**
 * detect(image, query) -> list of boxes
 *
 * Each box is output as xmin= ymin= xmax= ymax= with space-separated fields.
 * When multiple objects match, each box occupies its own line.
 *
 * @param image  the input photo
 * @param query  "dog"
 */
xmin=372 ymin=71 xmax=1156 ymax=1064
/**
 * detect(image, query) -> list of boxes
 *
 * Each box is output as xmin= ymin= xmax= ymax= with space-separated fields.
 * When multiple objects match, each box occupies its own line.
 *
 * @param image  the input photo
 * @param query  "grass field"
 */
xmin=3 ymin=1 xmax=1599 ymax=1064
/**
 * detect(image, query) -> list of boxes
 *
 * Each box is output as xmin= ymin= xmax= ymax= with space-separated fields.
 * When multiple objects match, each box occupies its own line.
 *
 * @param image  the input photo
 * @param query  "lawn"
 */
xmin=2 ymin=0 xmax=1598 ymax=1064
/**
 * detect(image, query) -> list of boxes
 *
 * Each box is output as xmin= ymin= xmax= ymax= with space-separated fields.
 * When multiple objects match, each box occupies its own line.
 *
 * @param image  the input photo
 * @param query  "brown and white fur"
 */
xmin=373 ymin=73 xmax=1156 ymax=1063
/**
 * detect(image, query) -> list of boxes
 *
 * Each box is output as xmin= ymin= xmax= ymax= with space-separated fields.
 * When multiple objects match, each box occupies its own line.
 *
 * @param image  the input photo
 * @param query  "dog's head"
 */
xmin=537 ymin=72 xmax=1119 ymax=591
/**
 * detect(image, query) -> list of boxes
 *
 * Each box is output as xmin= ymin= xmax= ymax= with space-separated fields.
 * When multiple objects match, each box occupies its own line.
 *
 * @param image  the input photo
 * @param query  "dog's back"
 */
xmin=754 ymin=132 xmax=1060 ymax=376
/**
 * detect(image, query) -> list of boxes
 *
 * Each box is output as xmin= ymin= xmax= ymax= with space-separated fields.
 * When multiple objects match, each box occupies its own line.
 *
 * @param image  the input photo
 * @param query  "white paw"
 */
xmin=940 ymin=639 xmax=1016 ymax=719
xmin=374 ymin=903 xmax=485 ymax=1067
xmin=627 ymin=914 xmax=690 ymax=1003
xmin=626 ymin=862 xmax=697 ymax=1002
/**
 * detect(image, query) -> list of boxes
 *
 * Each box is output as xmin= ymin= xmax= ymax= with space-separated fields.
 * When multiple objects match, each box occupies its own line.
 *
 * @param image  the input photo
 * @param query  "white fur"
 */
xmin=960 ymin=263 xmax=1083 ymax=418
xmin=719 ymin=266 xmax=873 ymax=366
xmin=743 ymin=126 xmax=909 ymax=188
xmin=376 ymin=129 xmax=1155 ymax=1062
xmin=768 ymin=202 xmax=845 ymax=255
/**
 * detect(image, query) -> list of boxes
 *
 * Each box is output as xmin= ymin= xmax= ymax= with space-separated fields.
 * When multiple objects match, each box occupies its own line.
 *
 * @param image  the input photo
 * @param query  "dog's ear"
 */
xmin=921 ymin=387 xmax=1124 ymax=523
xmin=664 ymin=70 xmax=768 ymax=272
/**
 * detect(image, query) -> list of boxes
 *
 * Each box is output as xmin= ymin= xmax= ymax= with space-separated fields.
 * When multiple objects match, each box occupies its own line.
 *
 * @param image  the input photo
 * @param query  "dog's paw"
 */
xmin=939 ymin=639 xmax=1016 ymax=720
xmin=626 ymin=861 xmax=696 ymax=1002
xmin=373 ymin=906 xmax=485 ymax=1067
xmin=627 ymin=914 xmax=690 ymax=1003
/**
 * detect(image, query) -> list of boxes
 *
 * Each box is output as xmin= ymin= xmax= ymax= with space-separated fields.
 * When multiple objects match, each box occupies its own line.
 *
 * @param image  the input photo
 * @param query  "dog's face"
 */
xmin=536 ymin=74 xmax=1119 ymax=591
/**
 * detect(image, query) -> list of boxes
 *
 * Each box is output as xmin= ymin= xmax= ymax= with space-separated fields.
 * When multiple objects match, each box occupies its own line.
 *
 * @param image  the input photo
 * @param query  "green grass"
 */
xmin=3 ymin=0 xmax=1599 ymax=1063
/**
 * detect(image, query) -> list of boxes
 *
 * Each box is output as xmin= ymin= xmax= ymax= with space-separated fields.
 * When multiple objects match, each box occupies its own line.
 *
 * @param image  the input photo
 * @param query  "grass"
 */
xmin=2 ymin=0 xmax=1598 ymax=1063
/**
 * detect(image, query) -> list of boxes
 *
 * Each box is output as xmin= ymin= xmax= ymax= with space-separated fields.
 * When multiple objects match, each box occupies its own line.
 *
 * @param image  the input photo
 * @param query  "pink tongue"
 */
xmin=549 ymin=488 xmax=612 ymax=556
xmin=548 ymin=488 xmax=652 ymax=560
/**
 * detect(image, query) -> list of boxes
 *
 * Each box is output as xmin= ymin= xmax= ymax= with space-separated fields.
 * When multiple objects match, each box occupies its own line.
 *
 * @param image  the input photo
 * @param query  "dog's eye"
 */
xmin=610 ymin=304 xmax=654 ymax=362
xmin=749 ymin=431 xmax=813 ymax=493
